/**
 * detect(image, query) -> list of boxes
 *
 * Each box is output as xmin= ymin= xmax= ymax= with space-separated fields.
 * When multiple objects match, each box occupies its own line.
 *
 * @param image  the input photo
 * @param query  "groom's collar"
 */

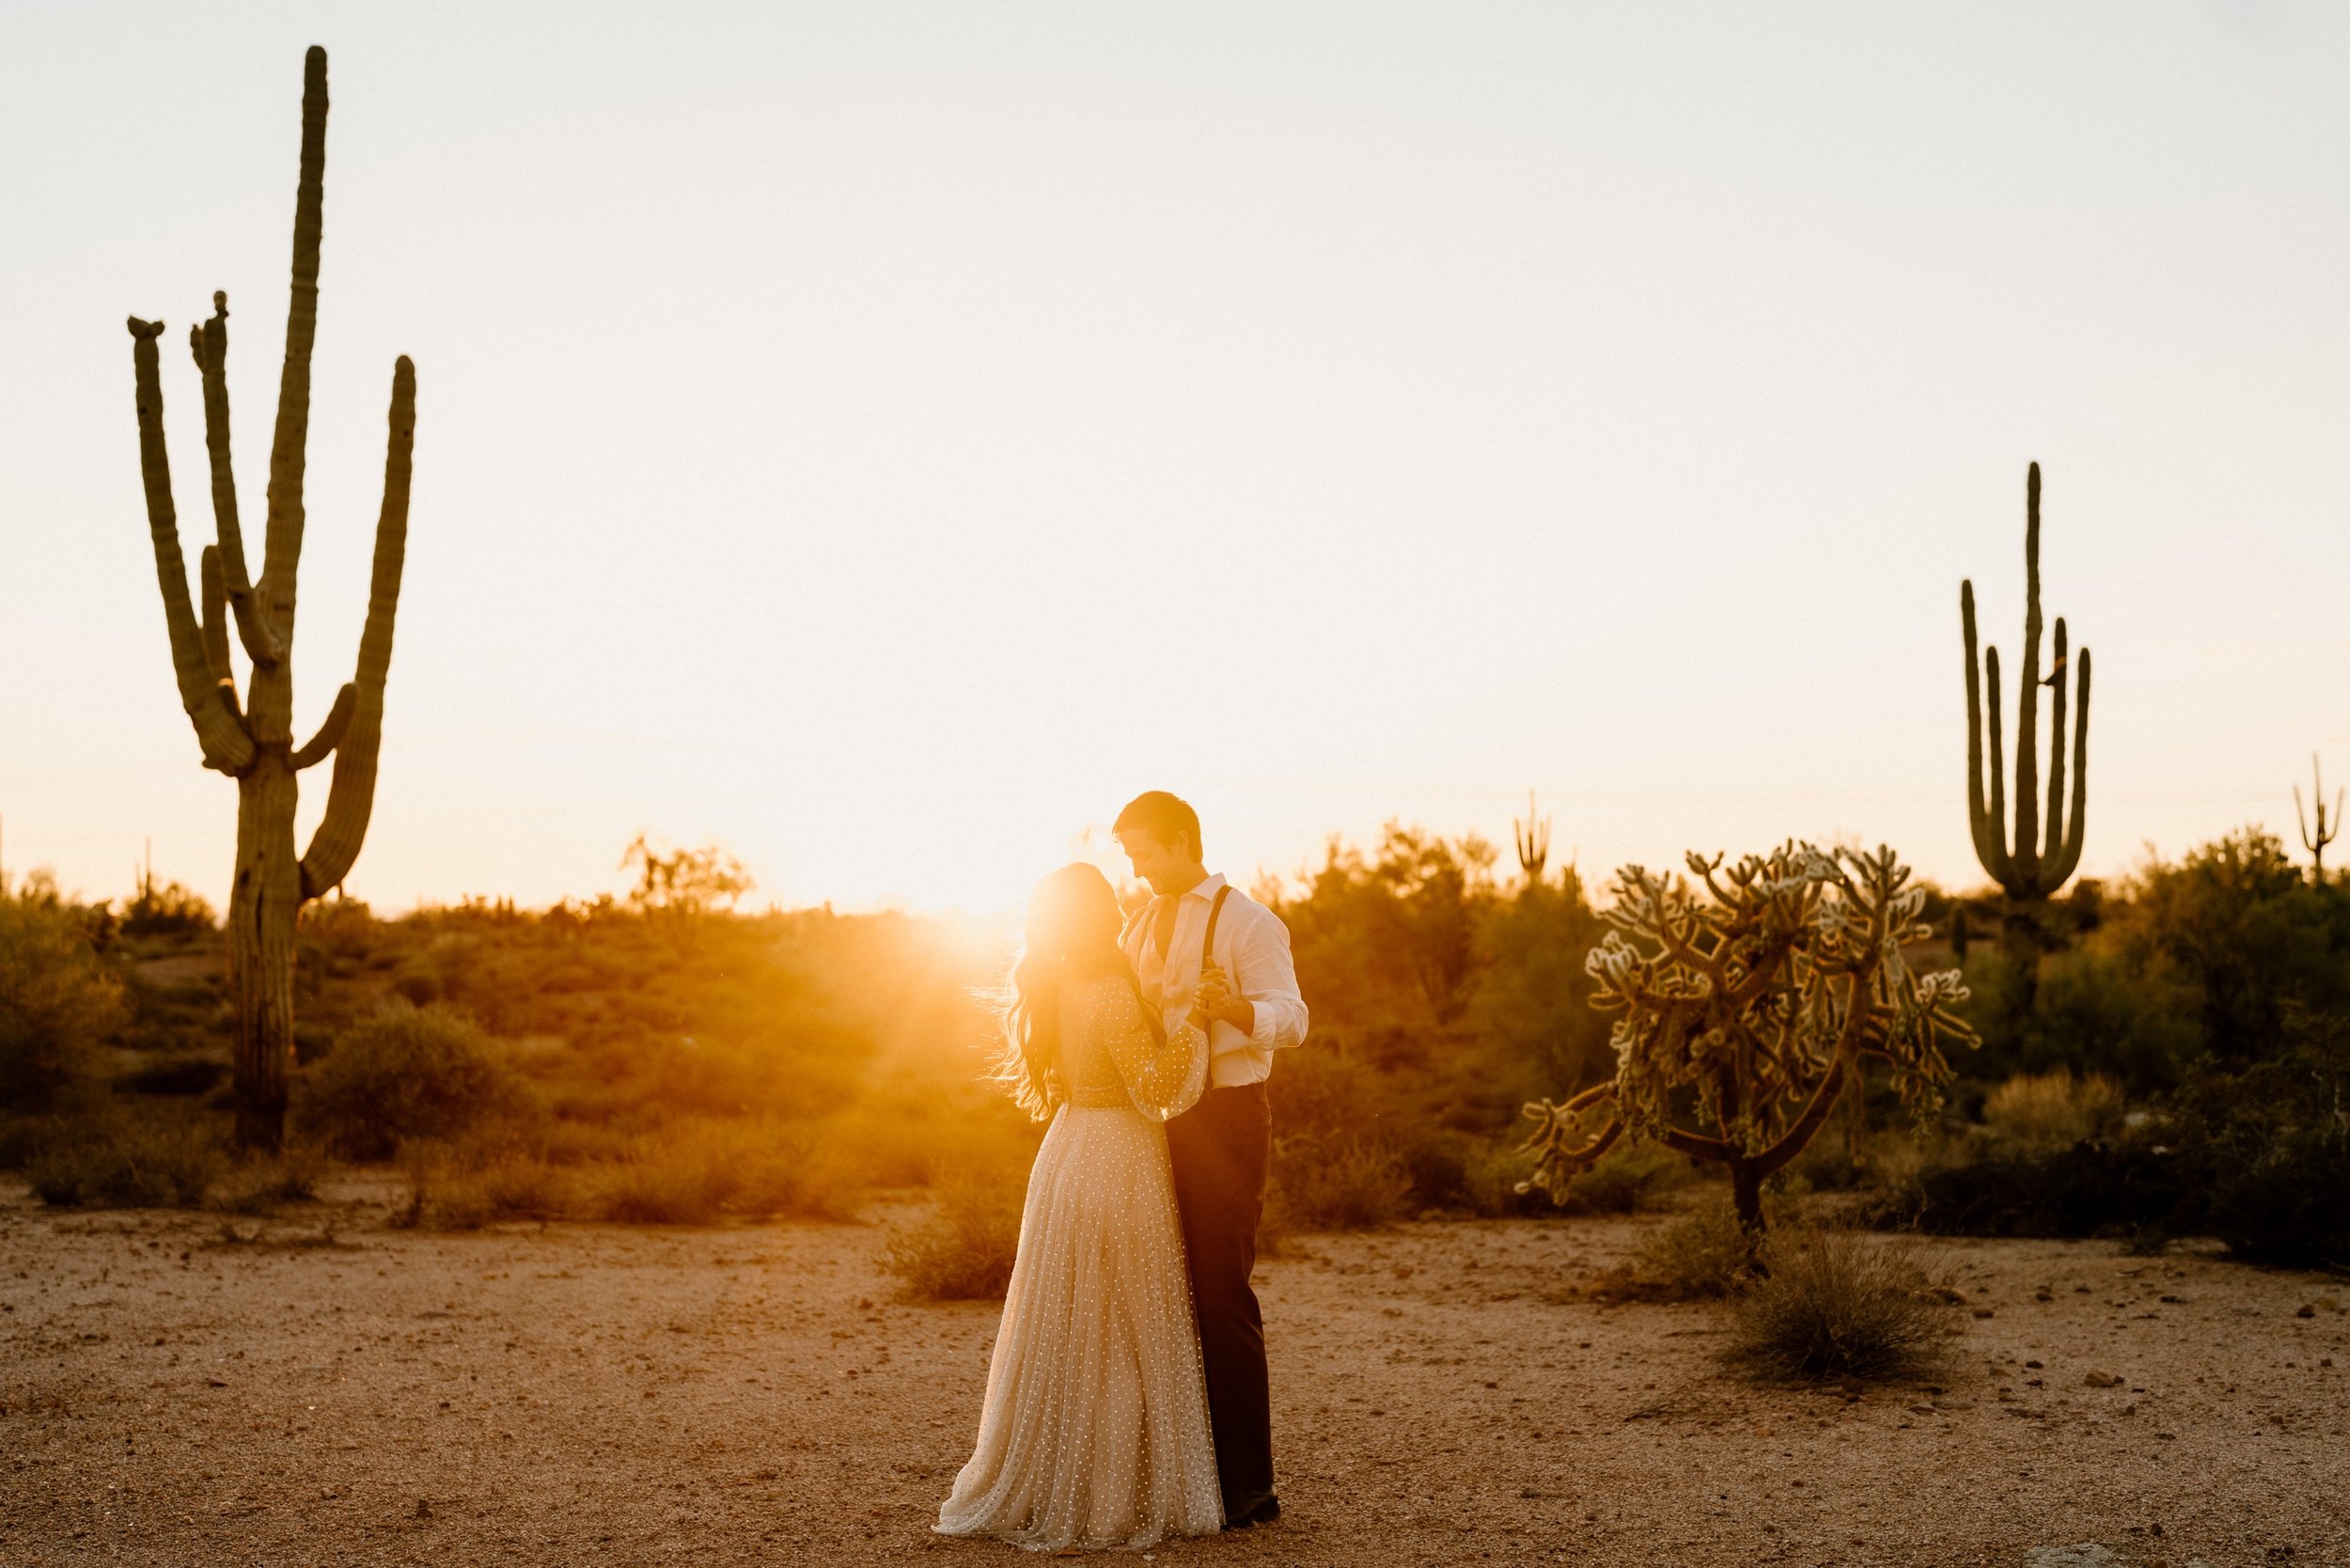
xmin=1181 ymin=871 xmax=1230 ymax=903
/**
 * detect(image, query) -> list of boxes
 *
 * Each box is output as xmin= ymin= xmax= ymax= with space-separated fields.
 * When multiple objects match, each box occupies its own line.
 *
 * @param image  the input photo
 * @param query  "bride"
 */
xmin=934 ymin=862 xmax=1225 ymax=1551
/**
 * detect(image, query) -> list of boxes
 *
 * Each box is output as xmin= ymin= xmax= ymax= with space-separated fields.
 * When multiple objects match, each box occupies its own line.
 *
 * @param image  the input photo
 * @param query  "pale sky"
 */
xmin=5 ymin=2 xmax=2348 ymax=916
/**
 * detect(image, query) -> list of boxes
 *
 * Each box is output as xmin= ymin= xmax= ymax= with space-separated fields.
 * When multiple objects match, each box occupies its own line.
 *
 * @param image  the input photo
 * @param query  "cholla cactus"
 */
xmin=124 ymin=48 xmax=415 ymax=1149
xmin=2295 ymin=755 xmax=2340 ymax=884
xmin=1518 ymin=842 xmax=1976 ymax=1233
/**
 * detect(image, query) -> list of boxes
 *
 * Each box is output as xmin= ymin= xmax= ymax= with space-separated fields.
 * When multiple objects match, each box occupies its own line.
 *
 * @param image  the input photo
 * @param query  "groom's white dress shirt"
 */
xmin=1123 ymin=872 xmax=1309 ymax=1090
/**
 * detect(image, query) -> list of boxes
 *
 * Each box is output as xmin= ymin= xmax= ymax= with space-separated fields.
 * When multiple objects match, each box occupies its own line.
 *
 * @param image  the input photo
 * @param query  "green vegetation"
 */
xmin=3 ymin=811 xmax=2344 ymax=1276
xmin=0 ymin=876 xmax=125 ymax=1110
xmin=299 ymin=1001 xmax=521 ymax=1159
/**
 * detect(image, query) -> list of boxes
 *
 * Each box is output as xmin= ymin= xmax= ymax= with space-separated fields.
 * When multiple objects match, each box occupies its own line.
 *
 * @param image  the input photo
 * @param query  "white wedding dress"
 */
xmin=935 ymin=974 xmax=1225 ymax=1551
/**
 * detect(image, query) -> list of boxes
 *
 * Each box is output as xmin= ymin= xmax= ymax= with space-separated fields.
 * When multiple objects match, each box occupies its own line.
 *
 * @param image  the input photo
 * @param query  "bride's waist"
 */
xmin=1066 ymin=1084 xmax=1136 ymax=1110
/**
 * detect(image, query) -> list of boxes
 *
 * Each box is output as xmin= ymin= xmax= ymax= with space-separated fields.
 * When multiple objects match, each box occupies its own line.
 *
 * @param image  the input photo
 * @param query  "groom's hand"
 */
xmin=1195 ymin=964 xmax=1255 ymax=1035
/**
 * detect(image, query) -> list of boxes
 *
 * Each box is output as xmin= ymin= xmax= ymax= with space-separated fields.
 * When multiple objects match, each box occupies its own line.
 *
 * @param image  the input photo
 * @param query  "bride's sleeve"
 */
xmin=1092 ymin=978 xmax=1209 ymax=1122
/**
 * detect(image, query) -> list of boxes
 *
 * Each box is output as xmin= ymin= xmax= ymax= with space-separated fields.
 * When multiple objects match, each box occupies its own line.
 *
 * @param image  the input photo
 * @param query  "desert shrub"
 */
xmin=1904 ymin=1011 xmax=2350 ymax=1264
xmin=436 ymin=1156 xmax=574 ymax=1230
xmin=1629 ymin=1192 xmax=1759 ymax=1299
xmin=297 ymin=1002 xmax=523 ymax=1160
xmin=1570 ymin=1140 xmax=1689 ymax=1214
xmin=599 ymin=1118 xmax=867 ymax=1223
xmin=2167 ymin=1009 xmax=2350 ymax=1267
xmin=122 ymin=1055 xmax=227 ymax=1097
xmin=1963 ymin=946 xmax=2201 ymax=1091
xmin=1781 ymin=1128 xmax=1869 ymax=1194
xmin=884 ymin=1171 xmax=1024 ymax=1300
xmin=588 ymin=1147 xmax=737 ymax=1225
xmin=0 ymin=888 xmax=126 ymax=1112
xmin=1728 ymin=1228 xmax=1953 ymax=1381
xmin=1466 ymin=870 xmax=1612 ymax=1088
xmin=1982 ymin=1070 xmax=2124 ymax=1153
xmin=1457 ymin=1136 xmax=1548 ymax=1216
xmin=1901 ymin=1134 xmax=2185 ymax=1241
xmin=1277 ymin=825 xmax=1500 ymax=1035
xmin=1270 ymin=1133 xmax=1412 ymax=1231
xmin=724 ymin=1128 xmax=866 ymax=1221
xmin=211 ymin=1143 xmax=330 ymax=1215
xmin=1965 ymin=831 xmax=2350 ymax=1092
xmin=120 ymin=875 xmax=215 ymax=937
xmin=24 ymin=1105 xmax=222 ymax=1208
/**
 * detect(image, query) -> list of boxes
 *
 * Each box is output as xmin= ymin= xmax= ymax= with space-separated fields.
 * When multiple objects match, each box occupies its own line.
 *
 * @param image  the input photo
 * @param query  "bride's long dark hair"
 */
xmin=996 ymin=863 xmax=1156 ymax=1120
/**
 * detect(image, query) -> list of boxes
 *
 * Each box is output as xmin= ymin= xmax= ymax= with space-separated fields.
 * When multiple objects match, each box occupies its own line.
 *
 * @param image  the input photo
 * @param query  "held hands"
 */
xmin=1192 ymin=962 xmax=1253 ymax=1033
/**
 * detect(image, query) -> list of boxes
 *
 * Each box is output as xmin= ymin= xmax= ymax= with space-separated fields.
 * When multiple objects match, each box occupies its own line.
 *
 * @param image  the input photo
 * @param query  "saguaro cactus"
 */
xmin=126 ymin=46 xmax=414 ymax=1149
xmin=1961 ymin=463 xmax=2091 ymax=986
xmin=1513 ymin=792 xmax=1551 ymax=885
xmin=2295 ymin=755 xmax=2340 ymax=884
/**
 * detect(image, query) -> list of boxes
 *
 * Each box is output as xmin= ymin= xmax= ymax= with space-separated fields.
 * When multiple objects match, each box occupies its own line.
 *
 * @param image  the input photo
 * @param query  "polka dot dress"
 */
xmin=935 ymin=976 xmax=1224 ymax=1551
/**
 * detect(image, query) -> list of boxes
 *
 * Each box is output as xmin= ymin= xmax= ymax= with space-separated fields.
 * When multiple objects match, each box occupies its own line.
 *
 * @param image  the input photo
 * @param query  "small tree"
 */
xmin=1518 ymin=842 xmax=1977 ymax=1234
xmin=619 ymin=836 xmax=753 ymax=943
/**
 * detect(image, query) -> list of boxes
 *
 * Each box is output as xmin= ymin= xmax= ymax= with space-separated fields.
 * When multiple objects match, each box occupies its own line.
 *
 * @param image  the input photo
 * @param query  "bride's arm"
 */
xmin=1092 ymin=979 xmax=1210 ymax=1121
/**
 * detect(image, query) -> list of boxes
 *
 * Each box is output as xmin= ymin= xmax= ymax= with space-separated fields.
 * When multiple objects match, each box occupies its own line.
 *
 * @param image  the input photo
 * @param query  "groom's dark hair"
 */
xmin=1114 ymin=792 xmax=1202 ymax=860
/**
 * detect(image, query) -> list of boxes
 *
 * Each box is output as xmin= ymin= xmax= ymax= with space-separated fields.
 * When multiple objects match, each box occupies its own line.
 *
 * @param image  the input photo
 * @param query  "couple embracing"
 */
xmin=936 ymin=792 xmax=1309 ymax=1552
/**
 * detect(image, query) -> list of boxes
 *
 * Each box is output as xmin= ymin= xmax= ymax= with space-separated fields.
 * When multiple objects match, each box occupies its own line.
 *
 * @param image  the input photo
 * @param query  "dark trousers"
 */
xmin=1166 ymin=1081 xmax=1274 ymax=1515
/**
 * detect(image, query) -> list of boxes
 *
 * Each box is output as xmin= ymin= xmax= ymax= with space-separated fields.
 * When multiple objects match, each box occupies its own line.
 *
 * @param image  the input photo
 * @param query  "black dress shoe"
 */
xmin=1222 ymin=1494 xmax=1281 ymax=1529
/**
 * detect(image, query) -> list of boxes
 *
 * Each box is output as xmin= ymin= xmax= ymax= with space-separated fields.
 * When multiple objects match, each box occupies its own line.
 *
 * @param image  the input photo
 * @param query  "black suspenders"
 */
xmin=1198 ymin=884 xmax=1233 ymax=988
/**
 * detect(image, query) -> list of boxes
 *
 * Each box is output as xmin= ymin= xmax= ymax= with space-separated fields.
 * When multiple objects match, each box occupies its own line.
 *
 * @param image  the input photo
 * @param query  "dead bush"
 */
xmin=588 ymin=1147 xmax=736 ymax=1226
xmin=1269 ymin=1133 xmax=1413 ymax=1231
xmin=24 ymin=1105 xmax=222 ymax=1209
xmin=1983 ymin=1070 xmax=2125 ymax=1153
xmin=883 ymin=1171 xmax=1024 ymax=1300
xmin=1628 ymin=1191 xmax=1760 ymax=1299
xmin=211 ymin=1143 xmax=331 ymax=1215
xmin=1728 ymin=1227 xmax=1955 ymax=1381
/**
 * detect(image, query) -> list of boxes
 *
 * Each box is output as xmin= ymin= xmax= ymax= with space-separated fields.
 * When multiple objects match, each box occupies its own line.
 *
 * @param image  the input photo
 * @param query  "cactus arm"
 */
xmin=258 ymin=45 xmax=328 ymax=634
xmin=1961 ymin=580 xmax=2008 ymax=880
xmin=188 ymin=294 xmax=284 ymax=666
xmin=290 ymin=682 xmax=355 ymax=770
xmin=299 ymin=354 xmax=413 ymax=897
xmin=2042 ymin=616 xmax=2069 ymax=873
xmin=2045 ymin=645 xmax=2092 ymax=887
xmin=1752 ymin=969 xmax=1878 ymax=1178
xmin=1982 ymin=646 xmax=2012 ymax=885
xmin=2010 ymin=463 xmax=2044 ymax=885
xmin=199 ymin=545 xmax=231 ymax=682
xmin=128 ymin=317 xmax=255 ymax=776
xmin=1655 ymin=1125 xmax=1739 ymax=1162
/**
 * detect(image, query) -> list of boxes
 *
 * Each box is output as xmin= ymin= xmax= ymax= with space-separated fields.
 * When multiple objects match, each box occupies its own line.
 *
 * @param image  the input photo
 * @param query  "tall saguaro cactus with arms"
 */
xmin=1960 ymin=463 xmax=2089 ymax=998
xmin=126 ymin=46 xmax=414 ymax=1149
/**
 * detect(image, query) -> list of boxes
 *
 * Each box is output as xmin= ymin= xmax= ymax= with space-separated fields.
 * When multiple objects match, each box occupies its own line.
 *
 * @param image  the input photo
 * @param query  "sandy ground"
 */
xmin=1 ymin=1179 xmax=2345 ymax=1568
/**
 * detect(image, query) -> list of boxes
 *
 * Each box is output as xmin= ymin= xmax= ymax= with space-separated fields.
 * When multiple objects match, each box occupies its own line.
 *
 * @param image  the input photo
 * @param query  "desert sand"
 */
xmin=2 ymin=1179 xmax=2344 ymax=1567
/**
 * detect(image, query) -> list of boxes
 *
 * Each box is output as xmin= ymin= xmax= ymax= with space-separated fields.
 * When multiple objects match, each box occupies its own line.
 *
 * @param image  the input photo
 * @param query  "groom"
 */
xmin=1114 ymin=791 xmax=1308 ymax=1529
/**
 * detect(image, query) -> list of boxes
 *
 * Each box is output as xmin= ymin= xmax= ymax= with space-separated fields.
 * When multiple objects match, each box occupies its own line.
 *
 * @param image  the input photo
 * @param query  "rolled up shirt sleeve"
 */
xmin=1236 ymin=905 xmax=1309 ymax=1051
